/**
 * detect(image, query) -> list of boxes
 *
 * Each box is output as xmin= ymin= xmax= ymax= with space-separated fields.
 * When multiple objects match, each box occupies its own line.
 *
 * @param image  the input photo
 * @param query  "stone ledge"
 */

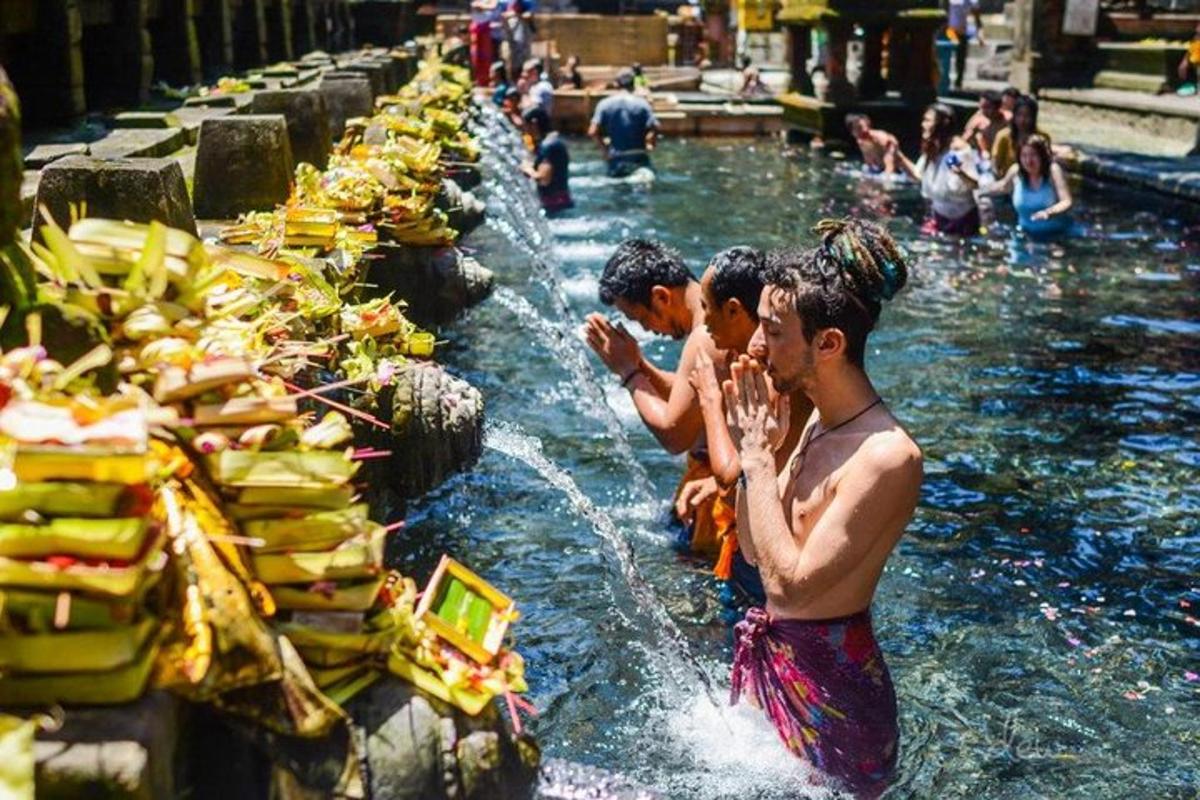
xmin=1060 ymin=145 xmax=1200 ymax=203
xmin=1040 ymin=87 xmax=1200 ymax=121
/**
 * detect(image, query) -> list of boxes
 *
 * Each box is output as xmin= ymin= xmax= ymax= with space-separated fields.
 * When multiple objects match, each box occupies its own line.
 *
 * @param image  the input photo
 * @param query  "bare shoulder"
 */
xmin=857 ymin=425 xmax=923 ymax=480
xmin=685 ymin=324 xmax=720 ymax=360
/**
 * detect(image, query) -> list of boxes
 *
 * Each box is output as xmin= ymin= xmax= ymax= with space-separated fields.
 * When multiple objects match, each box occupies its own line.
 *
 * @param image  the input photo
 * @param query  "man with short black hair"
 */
xmin=584 ymin=240 xmax=727 ymax=555
xmin=962 ymin=89 xmax=1006 ymax=159
xmin=588 ymin=69 xmax=660 ymax=178
xmin=520 ymin=107 xmax=572 ymax=213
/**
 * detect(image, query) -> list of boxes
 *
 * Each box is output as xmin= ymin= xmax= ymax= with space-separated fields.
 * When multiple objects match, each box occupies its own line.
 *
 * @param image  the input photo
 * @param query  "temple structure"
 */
xmin=775 ymin=0 xmax=944 ymax=146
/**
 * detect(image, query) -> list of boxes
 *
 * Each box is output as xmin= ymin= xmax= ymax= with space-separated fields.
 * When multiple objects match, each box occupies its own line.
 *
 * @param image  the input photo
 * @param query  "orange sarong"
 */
xmin=673 ymin=454 xmax=739 ymax=577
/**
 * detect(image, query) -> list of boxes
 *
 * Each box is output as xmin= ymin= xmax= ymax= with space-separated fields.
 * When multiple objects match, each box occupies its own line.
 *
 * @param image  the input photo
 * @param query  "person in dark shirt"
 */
xmin=520 ymin=107 xmax=573 ymax=214
xmin=489 ymin=61 xmax=510 ymax=106
xmin=562 ymin=54 xmax=584 ymax=89
xmin=589 ymin=68 xmax=660 ymax=178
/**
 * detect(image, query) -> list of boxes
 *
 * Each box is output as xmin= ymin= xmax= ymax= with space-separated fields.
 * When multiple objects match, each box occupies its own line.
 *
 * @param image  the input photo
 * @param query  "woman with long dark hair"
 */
xmin=898 ymin=103 xmax=981 ymax=236
xmin=991 ymin=95 xmax=1048 ymax=177
xmin=980 ymin=133 xmax=1074 ymax=239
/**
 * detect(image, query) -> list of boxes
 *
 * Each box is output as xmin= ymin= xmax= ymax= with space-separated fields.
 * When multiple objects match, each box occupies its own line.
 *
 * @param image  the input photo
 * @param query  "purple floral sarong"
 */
xmin=730 ymin=607 xmax=898 ymax=796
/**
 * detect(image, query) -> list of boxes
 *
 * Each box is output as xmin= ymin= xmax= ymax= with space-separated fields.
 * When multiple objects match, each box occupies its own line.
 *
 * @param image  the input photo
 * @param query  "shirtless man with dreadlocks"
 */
xmin=719 ymin=218 xmax=923 ymax=796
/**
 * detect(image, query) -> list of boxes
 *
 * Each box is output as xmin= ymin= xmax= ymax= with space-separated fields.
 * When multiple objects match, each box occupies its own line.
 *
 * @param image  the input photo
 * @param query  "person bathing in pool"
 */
xmin=584 ymin=240 xmax=733 ymax=560
xmin=724 ymin=219 xmax=922 ymax=797
xmin=681 ymin=247 xmax=815 ymax=604
xmin=845 ymin=113 xmax=900 ymax=176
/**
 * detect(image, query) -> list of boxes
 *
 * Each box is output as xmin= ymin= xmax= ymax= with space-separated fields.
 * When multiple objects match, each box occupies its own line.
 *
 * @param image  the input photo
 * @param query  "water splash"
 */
xmin=483 ymin=420 xmax=721 ymax=706
xmin=479 ymin=106 xmax=655 ymax=503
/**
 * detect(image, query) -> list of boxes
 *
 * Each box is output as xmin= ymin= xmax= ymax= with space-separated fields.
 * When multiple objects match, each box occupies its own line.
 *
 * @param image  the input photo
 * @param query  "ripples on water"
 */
xmin=398 ymin=137 xmax=1200 ymax=798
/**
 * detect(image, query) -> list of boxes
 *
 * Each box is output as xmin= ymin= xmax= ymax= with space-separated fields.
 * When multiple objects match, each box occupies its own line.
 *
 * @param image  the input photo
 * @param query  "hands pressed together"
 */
xmin=723 ymin=355 xmax=789 ymax=468
xmin=584 ymin=313 xmax=642 ymax=378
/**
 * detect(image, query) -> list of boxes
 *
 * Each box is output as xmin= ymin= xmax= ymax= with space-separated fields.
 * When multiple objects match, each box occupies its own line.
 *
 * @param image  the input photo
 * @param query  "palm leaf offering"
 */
xmin=0 ymin=50 xmax=525 ymax=730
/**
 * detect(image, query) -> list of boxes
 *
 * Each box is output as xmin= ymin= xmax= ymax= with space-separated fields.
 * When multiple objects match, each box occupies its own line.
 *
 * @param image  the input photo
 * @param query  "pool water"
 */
xmin=399 ymin=135 xmax=1200 ymax=798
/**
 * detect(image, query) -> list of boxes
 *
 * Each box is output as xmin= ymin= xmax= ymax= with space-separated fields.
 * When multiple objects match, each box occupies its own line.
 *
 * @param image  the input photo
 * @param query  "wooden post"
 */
xmin=233 ymin=0 xmax=268 ymax=69
xmin=859 ymin=24 xmax=886 ymax=99
xmin=889 ymin=13 xmax=940 ymax=106
xmin=291 ymin=0 xmax=317 ymax=57
xmin=196 ymin=0 xmax=234 ymax=79
xmin=821 ymin=19 xmax=855 ymax=104
xmin=150 ymin=0 xmax=203 ymax=86
xmin=264 ymin=0 xmax=294 ymax=62
xmin=81 ymin=0 xmax=154 ymax=110
xmin=1 ymin=0 xmax=86 ymax=124
xmin=786 ymin=24 xmax=814 ymax=95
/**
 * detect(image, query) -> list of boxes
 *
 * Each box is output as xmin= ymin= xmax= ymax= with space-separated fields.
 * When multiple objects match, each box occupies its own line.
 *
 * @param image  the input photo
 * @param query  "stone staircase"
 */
xmin=970 ymin=5 xmax=1014 ymax=84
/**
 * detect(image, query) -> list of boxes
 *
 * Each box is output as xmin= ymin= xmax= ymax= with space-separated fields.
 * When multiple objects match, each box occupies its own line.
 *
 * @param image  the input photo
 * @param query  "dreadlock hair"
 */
xmin=599 ymin=238 xmax=693 ymax=308
xmin=765 ymin=218 xmax=909 ymax=367
xmin=708 ymin=246 xmax=766 ymax=321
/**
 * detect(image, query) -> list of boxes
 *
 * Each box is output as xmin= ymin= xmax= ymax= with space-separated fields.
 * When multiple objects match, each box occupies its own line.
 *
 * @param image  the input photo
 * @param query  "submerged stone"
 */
xmin=88 ymin=128 xmax=186 ymax=160
xmin=318 ymin=75 xmax=373 ymax=139
xmin=33 ymin=156 xmax=197 ymax=238
xmin=363 ymin=362 xmax=484 ymax=500
xmin=192 ymin=115 xmax=293 ymax=219
xmin=367 ymin=246 xmax=494 ymax=326
xmin=33 ymin=690 xmax=181 ymax=799
xmin=250 ymin=88 xmax=333 ymax=169
xmin=24 ymin=143 xmax=89 ymax=170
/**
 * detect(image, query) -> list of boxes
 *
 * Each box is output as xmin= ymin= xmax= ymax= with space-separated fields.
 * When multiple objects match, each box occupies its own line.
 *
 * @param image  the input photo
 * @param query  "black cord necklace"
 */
xmin=791 ymin=397 xmax=884 ymax=475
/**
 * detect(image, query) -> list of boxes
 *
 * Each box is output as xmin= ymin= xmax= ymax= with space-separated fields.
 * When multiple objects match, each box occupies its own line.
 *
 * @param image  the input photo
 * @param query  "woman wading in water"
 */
xmin=898 ymin=104 xmax=981 ymax=236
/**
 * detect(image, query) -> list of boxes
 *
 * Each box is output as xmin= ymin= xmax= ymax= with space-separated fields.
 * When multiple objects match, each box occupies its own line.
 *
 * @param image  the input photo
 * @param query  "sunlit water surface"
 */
xmin=395 ymin=134 xmax=1200 ymax=798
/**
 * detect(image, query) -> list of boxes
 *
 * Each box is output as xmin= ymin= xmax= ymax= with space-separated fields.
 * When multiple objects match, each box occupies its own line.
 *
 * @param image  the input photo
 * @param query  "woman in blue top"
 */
xmin=982 ymin=133 xmax=1074 ymax=239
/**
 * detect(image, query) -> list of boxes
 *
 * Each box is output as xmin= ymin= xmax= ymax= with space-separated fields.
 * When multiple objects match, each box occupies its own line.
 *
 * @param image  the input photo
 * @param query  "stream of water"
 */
xmin=397 ymin=132 xmax=1200 ymax=798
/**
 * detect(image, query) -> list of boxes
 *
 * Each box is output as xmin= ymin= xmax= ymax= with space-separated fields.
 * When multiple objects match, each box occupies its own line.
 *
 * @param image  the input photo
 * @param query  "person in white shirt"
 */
xmin=898 ymin=103 xmax=982 ymax=236
xmin=519 ymin=58 xmax=554 ymax=116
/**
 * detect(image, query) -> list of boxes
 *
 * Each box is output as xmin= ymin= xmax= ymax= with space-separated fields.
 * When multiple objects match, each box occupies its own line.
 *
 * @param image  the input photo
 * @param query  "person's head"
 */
xmin=979 ymin=90 xmax=1001 ymax=117
xmin=599 ymin=239 xmax=696 ymax=339
xmin=615 ymin=68 xmax=636 ymax=91
xmin=739 ymin=55 xmax=753 ymax=71
xmin=1017 ymin=133 xmax=1053 ymax=183
xmin=502 ymin=87 xmax=520 ymax=112
xmin=633 ymin=62 xmax=644 ymax=76
xmin=845 ymin=112 xmax=872 ymax=139
xmin=566 ymin=54 xmax=580 ymax=70
xmin=489 ymin=61 xmax=507 ymax=86
xmin=700 ymin=246 xmax=766 ymax=352
xmin=522 ymin=58 xmax=542 ymax=81
xmin=921 ymin=103 xmax=956 ymax=156
xmin=749 ymin=219 xmax=908 ymax=392
xmin=1011 ymin=94 xmax=1038 ymax=138
xmin=1001 ymin=86 xmax=1020 ymax=112
xmin=521 ymin=106 xmax=551 ymax=142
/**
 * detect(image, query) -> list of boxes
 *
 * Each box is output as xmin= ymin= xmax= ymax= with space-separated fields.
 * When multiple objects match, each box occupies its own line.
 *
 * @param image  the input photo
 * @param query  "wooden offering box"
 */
xmin=416 ymin=555 xmax=515 ymax=665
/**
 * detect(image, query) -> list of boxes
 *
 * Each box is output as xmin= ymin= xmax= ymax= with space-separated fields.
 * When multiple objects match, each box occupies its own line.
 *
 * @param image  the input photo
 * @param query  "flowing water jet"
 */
xmin=483 ymin=420 xmax=725 ymax=709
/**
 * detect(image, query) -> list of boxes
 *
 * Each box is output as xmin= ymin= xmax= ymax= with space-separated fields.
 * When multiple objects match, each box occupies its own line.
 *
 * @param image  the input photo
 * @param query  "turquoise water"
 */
xmin=401 ymin=136 xmax=1200 ymax=798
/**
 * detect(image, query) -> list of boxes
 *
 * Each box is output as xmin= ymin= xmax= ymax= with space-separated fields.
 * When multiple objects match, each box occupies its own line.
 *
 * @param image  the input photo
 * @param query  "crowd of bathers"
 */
xmin=581 ymin=221 xmax=923 ymax=796
xmin=847 ymin=88 xmax=1075 ymax=240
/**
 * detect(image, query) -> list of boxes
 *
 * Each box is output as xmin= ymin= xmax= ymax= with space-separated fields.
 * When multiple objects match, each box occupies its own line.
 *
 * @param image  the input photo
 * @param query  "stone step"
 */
xmin=1093 ymin=70 xmax=1171 ymax=94
xmin=24 ymin=143 xmax=89 ymax=170
xmin=88 ymin=127 xmax=187 ymax=160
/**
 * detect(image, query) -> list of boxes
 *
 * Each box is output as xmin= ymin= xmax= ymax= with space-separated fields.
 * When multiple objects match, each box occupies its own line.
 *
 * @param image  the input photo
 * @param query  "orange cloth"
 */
xmin=711 ymin=492 xmax=738 ymax=580
xmin=673 ymin=454 xmax=737 ymax=562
